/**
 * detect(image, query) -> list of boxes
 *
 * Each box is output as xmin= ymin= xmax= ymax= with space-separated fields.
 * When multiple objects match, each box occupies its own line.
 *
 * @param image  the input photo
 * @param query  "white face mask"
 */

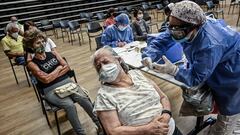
xmin=99 ymin=63 xmax=120 ymax=83
xmin=118 ymin=25 xmax=127 ymax=31
xmin=11 ymin=32 xmax=18 ymax=39
xmin=138 ymin=14 xmax=143 ymax=20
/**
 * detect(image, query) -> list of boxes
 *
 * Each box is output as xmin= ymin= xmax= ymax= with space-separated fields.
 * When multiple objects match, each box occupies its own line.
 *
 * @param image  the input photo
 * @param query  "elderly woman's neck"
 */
xmin=110 ymin=72 xmax=133 ymax=87
xmin=35 ymin=53 xmax=46 ymax=60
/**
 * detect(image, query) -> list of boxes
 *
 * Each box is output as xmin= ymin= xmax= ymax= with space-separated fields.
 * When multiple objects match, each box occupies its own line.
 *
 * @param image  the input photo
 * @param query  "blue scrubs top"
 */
xmin=142 ymin=18 xmax=240 ymax=115
xmin=101 ymin=24 xmax=134 ymax=47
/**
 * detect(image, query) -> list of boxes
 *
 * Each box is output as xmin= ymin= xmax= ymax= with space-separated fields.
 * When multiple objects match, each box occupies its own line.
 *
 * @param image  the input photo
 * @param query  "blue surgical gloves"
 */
xmin=142 ymin=56 xmax=179 ymax=76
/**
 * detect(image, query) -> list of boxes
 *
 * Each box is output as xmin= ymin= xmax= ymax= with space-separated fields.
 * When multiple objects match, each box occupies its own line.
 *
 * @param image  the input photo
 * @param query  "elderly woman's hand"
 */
xmin=146 ymin=115 xmax=169 ymax=135
xmin=159 ymin=114 xmax=171 ymax=124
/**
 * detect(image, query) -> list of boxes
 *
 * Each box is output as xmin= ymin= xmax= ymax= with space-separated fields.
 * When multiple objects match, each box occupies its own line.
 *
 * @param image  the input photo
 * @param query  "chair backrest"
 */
xmin=60 ymin=20 xmax=69 ymax=29
xmin=156 ymin=4 xmax=164 ymax=10
xmin=206 ymin=1 xmax=215 ymax=9
xmin=96 ymin=13 xmax=106 ymax=20
xmin=52 ymin=20 xmax=61 ymax=28
xmin=87 ymin=22 xmax=102 ymax=33
xmin=40 ymin=19 xmax=51 ymax=26
xmin=142 ymin=4 xmax=149 ymax=10
xmin=68 ymin=21 xmax=80 ymax=31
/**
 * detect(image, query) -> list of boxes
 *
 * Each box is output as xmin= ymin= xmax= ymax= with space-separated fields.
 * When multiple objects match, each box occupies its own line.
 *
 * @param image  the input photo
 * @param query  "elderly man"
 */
xmin=5 ymin=16 xmax=24 ymax=36
xmin=101 ymin=13 xmax=134 ymax=47
xmin=1 ymin=22 xmax=25 ymax=65
xmin=92 ymin=47 xmax=182 ymax=135
xmin=142 ymin=1 xmax=240 ymax=134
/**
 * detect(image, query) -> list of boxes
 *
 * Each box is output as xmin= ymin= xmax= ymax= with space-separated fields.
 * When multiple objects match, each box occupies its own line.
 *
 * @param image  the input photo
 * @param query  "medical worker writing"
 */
xmin=101 ymin=13 xmax=134 ymax=47
xmin=142 ymin=1 xmax=240 ymax=135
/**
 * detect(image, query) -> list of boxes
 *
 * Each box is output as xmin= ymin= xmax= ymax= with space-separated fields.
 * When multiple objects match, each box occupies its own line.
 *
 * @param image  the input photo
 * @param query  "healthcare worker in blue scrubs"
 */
xmin=101 ymin=13 xmax=134 ymax=47
xmin=142 ymin=1 xmax=240 ymax=135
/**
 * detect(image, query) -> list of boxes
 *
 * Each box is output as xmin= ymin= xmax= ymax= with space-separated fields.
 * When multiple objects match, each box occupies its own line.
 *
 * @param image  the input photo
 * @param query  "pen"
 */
xmin=156 ymin=57 xmax=162 ymax=63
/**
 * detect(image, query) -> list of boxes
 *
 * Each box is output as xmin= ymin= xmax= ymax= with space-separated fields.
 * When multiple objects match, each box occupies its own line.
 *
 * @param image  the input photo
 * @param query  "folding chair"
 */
xmin=52 ymin=20 xmax=61 ymax=39
xmin=40 ymin=19 xmax=54 ymax=36
xmin=34 ymin=70 xmax=78 ymax=135
xmin=87 ymin=22 xmax=103 ymax=50
xmin=7 ymin=56 xmax=30 ymax=87
xmin=68 ymin=21 xmax=82 ymax=46
xmin=59 ymin=20 xmax=70 ymax=43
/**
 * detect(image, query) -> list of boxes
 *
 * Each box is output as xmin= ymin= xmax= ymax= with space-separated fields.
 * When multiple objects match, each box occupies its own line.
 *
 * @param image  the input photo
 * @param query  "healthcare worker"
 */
xmin=101 ymin=13 xmax=134 ymax=47
xmin=142 ymin=1 xmax=240 ymax=135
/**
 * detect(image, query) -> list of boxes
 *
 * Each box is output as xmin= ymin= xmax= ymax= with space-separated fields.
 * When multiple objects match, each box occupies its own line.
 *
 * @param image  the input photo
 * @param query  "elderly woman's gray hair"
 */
xmin=92 ymin=46 xmax=129 ymax=73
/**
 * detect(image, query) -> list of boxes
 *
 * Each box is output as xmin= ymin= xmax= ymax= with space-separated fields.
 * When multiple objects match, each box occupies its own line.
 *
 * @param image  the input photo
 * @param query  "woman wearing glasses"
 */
xmin=142 ymin=1 xmax=240 ymax=135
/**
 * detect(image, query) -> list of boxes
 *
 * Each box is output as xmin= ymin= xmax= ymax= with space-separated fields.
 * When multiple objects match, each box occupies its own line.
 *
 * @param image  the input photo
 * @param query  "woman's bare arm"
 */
xmin=97 ymin=110 xmax=168 ymax=135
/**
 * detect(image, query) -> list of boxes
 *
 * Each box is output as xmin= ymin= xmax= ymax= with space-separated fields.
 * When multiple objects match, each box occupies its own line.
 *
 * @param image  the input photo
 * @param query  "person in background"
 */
xmin=104 ymin=8 xmax=116 ymax=28
xmin=142 ymin=1 xmax=240 ymax=134
xmin=1 ymin=22 xmax=25 ymax=65
xmin=101 ymin=13 xmax=134 ymax=47
xmin=131 ymin=8 xmax=150 ymax=41
xmin=24 ymin=21 xmax=38 ymax=32
xmin=5 ymin=16 xmax=24 ymax=36
xmin=92 ymin=47 xmax=182 ymax=135
xmin=24 ymin=30 xmax=104 ymax=135
xmin=158 ymin=3 xmax=174 ymax=32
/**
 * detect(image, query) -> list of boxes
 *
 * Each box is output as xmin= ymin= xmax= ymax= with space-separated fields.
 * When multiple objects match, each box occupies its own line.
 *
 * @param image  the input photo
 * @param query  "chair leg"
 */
xmin=67 ymin=32 xmax=70 ymax=43
xmin=77 ymin=33 xmax=81 ymax=46
xmin=70 ymin=33 xmax=73 ymax=45
xmin=54 ymin=112 xmax=61 ymax=135
xmin=10 ymin=63 xmax=19 ymax=84
xmin=228 ymin=5 xmax=232 ymax=14
xmin=32 ymin=84 xmax=40 ymax=102
xmin=23 ymin=66 xmax=31 ymax=87
xmin=89 ymin=36 xmax=92 ymax=50
xmin=61 ymin=29 xmax=65 ymax=42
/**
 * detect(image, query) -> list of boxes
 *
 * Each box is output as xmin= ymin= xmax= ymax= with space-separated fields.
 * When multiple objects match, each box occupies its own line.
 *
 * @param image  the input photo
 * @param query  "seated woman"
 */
xmin=131 ymin=8 xmax=150 ymax=41
xmin=23 ymin=30 xmax=103 ymax=135
xmin=159 ymin=3 xmax=174 ymax=32
xmin=92 ymin=47 xmax=182 ymax=135
xmin=24 ymin=29 xmax=57 ymax=63
xmin=104 ymin=8 xmax=116 ymax=28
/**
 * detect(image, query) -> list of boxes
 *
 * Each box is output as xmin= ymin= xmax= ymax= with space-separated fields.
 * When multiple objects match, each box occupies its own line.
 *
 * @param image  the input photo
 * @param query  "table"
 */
xmin=113 ymin=41 xmax=190 ymax=89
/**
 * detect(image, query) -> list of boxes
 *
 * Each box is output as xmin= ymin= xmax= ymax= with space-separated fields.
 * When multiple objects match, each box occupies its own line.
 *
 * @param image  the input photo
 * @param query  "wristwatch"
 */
xmin=161 ymin=110 xmax=172 ymax=117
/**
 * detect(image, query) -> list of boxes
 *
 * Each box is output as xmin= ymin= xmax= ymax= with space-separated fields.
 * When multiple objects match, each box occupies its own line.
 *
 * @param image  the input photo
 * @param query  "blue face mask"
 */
xmin=171 ymin=35 xmax=190 ymax=43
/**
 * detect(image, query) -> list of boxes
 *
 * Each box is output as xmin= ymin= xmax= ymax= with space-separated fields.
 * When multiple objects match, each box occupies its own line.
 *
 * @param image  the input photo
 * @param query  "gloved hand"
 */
xmin=152 ymin=56 xmax=179 ymax=76
xmin=141 ymin=57 xmax=153 ymax=69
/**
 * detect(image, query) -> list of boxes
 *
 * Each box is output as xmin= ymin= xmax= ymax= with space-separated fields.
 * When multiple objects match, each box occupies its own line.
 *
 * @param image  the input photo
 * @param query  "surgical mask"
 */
xmin=34 ymin=45 xmax=45 ymax=54
xmin=138 ymin=14 xmax=143 ymax=20
xmin=99 ymin=63 xmax=120 ymax=83
xmin=118 ymin=25 xmax=127 ymax=31
xmin=171 ymin=29 xmax=196 ymax=43
xmin=11 ymin=32 xmax=18 ymax=39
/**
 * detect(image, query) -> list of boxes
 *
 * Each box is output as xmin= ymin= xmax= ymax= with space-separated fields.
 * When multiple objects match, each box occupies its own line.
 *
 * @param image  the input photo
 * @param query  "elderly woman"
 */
xmin=92 ymin=47 xmax=182 ymax=135
xmin=24 ymin=30 xmax=103 ymax=135
xmin=24 ymin=29 xmax=57 ymax=63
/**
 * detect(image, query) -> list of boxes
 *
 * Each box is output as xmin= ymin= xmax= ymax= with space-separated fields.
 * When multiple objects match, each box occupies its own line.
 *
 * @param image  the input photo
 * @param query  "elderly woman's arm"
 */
xmin=97 ymin=110 xmax=169 ymax=135
xmin=149 ymin=79 xmax=171 ymax=124
xmin=52 ymin=51 xmax=70 ymax=78
xmin=27 ymin=61 xmax=63 ymax=84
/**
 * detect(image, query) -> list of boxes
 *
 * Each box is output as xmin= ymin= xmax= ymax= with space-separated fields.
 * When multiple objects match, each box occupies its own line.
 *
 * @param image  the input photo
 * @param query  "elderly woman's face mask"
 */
xmin=99 ymin=63 xmax=120 ymax=83
xmin=33 ymin=38 xmax=46 ymax=54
